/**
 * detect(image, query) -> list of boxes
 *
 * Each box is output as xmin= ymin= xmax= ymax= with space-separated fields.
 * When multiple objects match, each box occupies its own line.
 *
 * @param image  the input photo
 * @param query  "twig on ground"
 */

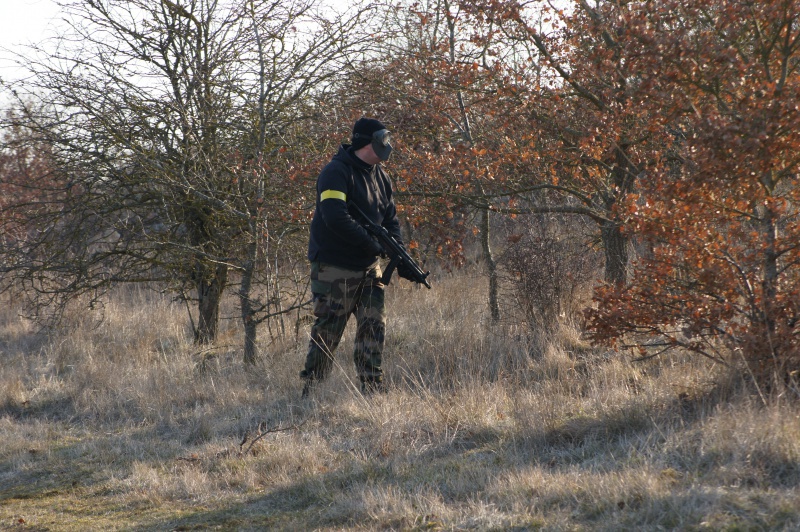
xmin=240 ymin=420 xmax=306 ymax=456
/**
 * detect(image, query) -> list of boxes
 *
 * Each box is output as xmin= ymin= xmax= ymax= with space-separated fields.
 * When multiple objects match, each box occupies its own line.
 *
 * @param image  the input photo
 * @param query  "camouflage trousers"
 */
xmin=300 ymin=261 xmax=386 ymax=382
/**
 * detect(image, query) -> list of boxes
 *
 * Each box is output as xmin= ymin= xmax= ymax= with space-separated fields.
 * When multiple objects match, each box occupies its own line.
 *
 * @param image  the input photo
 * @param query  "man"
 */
xmin=301 ymin=117 xmax=412 ymax=397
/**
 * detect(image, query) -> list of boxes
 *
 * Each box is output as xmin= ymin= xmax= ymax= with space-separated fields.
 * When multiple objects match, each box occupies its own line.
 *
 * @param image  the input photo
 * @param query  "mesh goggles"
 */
xmin=353 ymin=129 xmax=392 ymax=147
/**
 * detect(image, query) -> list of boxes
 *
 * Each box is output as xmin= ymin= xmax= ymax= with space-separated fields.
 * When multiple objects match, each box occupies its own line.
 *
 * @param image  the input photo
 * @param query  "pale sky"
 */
xmin=0 ymin=0 xmax=358 ymax=86
xmin=0 ymin=0 xmax=63 ymax=83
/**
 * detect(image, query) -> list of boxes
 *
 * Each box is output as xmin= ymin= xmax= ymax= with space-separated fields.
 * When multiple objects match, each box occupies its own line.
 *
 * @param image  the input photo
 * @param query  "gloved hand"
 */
xmin=369 ymin=239 xmax=386 ymax=258
xmin=397 ymin=260 xmax=416 ymax=281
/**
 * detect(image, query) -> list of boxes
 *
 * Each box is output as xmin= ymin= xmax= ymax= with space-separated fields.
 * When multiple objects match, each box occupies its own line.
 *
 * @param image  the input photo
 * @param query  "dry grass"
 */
xmin=1 ymin=276 xmax=800 ymax=530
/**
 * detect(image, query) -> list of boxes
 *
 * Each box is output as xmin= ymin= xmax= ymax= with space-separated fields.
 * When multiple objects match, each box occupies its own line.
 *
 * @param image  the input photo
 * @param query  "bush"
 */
xmin=498 ymin=214 xmax=601 ymax=331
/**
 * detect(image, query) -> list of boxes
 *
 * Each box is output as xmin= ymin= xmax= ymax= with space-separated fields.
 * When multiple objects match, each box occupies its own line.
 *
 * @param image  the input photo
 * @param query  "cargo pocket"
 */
xmin=310 ymin=277 xmax=334 ymax=318
xmin=310 ymin=262 xmax=333 ymax=317
xmin=365 ymin=260 xmax=385 ymax=289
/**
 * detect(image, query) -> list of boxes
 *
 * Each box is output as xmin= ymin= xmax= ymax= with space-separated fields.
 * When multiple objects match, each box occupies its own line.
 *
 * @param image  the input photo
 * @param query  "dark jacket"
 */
xmin=308 ymin=145 xmax=402 ymax=270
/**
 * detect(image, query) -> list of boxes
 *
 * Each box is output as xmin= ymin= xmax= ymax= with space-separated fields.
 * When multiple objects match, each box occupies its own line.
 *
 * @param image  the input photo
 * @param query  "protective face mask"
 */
xmin=354 ymin=129 xmax=393 ymax=161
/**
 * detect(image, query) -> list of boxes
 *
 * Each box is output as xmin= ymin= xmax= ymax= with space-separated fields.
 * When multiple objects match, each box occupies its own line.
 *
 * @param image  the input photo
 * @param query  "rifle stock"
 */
xmin=348 ymin=201 xmax=432 ymax=289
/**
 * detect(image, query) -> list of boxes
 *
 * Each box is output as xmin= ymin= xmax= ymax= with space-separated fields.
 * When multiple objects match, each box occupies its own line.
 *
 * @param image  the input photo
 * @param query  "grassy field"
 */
xmin=1 ymin=274 xmax=799 ymax=530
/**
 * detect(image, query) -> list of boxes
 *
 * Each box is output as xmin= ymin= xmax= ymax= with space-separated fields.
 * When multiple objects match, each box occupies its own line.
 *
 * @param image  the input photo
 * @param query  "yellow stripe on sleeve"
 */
xmin=320 ymin=190 xmax=347 ymax=202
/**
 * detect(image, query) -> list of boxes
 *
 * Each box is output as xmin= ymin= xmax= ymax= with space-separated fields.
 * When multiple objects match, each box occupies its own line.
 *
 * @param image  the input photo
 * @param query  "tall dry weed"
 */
xmin=1 ymin=278 xmax=799 ymax=530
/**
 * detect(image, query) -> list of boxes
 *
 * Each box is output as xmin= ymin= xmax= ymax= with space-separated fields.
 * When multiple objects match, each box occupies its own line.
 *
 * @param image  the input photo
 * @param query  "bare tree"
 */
xmin=1 ymin=0 xmax=393 ymax=364
xmin=234 ymin=0 xmax=379 ymax=363
xmin=0 ymin=0 xmax=362 ymax=354
xmin=3 ymin=0 xmax=255 ymax=341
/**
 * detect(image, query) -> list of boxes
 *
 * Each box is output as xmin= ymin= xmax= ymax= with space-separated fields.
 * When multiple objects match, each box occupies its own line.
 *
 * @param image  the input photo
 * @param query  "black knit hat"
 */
xmin=351 ymin=117 xmax=387 ymax=150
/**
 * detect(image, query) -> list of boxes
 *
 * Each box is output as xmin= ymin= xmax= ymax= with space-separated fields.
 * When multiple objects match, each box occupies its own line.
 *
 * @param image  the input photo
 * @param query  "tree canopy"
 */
xmin=2 ymin=0 xmax=799 ymax=384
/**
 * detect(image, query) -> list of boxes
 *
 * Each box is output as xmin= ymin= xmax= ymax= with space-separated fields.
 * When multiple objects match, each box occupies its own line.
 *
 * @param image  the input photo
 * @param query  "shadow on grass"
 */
xmin=4 ymin=381 xmax=800 ymax=531
xmin=153 ymin=395 xmax=680 ymax=530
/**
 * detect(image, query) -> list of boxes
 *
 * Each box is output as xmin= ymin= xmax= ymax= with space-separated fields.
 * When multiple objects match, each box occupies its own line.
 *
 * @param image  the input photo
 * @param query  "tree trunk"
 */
xmin=601 ymin=219 xmax=628 ymax=285
xmin=601 ymin=144 xmax=635 ymax=285
xmin=760 ymin=202 xmax=778 ymax=357
xmin=480 ymin=206 xmax=501 ymax=322
xmin=195 ymin=261 xmax=228 ymax=344
xmin=240 ymin=241 xmax=259 ymax=365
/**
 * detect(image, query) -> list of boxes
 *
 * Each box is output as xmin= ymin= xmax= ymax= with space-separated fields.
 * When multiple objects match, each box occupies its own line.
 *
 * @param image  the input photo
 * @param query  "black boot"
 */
xmin=301 ymin=379 xmax=314 ymax=399
xmin=300 ymin=371 xmax=317 ymax=399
